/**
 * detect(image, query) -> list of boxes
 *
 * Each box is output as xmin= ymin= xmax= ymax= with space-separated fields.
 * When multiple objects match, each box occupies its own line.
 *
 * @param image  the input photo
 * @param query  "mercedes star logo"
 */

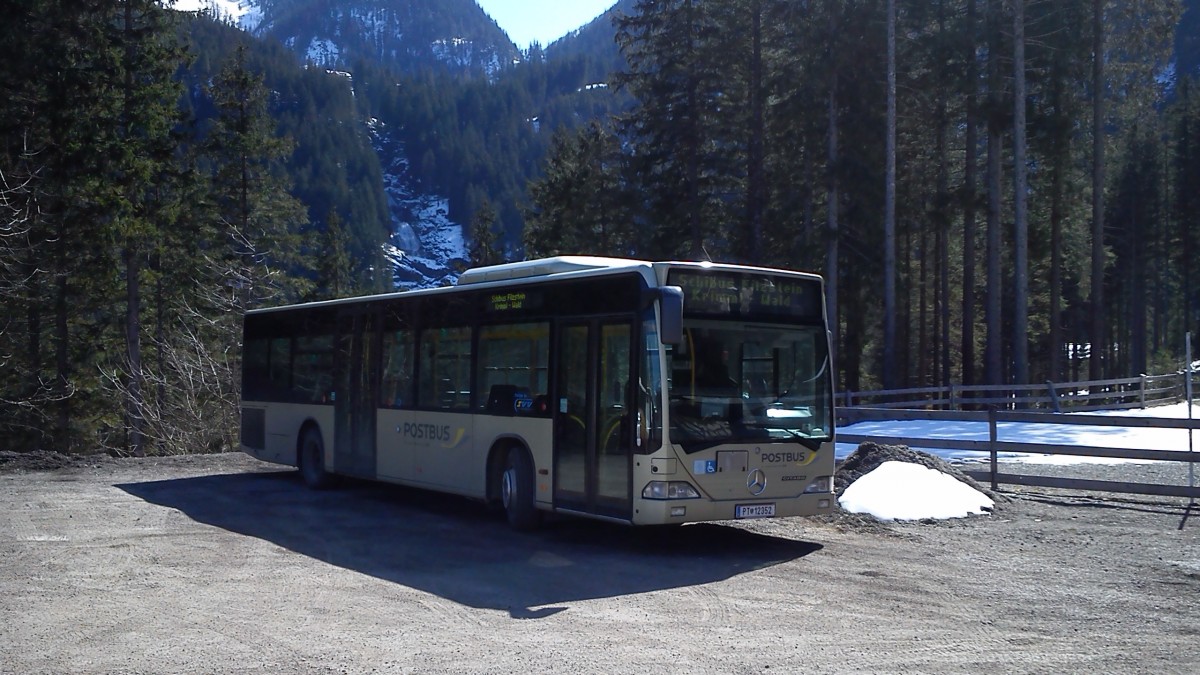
xmin=747 ymin=469 xmax=767 ymax=495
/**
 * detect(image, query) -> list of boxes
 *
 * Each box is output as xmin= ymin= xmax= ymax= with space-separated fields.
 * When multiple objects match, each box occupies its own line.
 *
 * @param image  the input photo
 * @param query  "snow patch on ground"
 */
xmin=838 ymin=402 xmax=1200 ymax=465
xmin=834 ymin=404 xmax=1200 ymax=522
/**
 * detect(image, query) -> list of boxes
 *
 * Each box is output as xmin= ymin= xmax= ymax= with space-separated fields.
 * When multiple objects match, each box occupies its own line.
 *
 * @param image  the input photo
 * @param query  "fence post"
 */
xmin=1188 ymin=333 xmax=1195 ymax=502
xmin=1046 ymin=380 xmax=1061 ymax=413
xmin=988 ymin=406 xmax=998 ymax=491
xmin=949 ymin=384 xmax=958 ymax=411
xmin=1139 ymin=374 xmax=1147 ymax=408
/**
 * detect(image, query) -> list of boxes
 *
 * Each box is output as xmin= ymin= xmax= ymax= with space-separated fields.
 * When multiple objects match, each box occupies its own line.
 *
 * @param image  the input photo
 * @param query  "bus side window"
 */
xmin=268 ymin=337 xmax=291 ymax=400
xmin=381 ymin=329 xmax=413 ymax=408
xmin=419 ymin=326 xmax=471 ymax=410
xmin=476 ymin=322 xmax=550 ymax=417
xmin=293 ymin=335 xmax=334 ymax=404
xmin=242 ymin=338 xmax=270 ymax=400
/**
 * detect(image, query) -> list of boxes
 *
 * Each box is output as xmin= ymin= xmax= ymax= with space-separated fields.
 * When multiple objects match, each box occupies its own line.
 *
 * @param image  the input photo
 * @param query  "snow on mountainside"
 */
xmin=168 ymin=0 xmax=258 ymax=26
xmin=172 ymin=0 xmax=519 ymax=78
xmin=368 ymin=119 xmax=466 ymax=289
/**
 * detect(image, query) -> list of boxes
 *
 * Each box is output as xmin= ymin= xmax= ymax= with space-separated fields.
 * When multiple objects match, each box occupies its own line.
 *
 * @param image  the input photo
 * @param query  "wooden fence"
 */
xmin=837 ymin=406 xmax=1200 ymax=500
xmin=839 ymin=372 xmax=1185 ymax=412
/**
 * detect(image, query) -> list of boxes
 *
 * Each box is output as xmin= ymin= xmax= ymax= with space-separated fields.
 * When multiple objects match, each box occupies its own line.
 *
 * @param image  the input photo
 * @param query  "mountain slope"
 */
xmin=243 ymin=0 xmax=520 ymax=77
xmin=174 ymin=1 xmax=632 ymax=288
xmin=181 ymin=14 xmax=392 ymax=277
xmin=544 ymin=0 xmax=629 ymax=71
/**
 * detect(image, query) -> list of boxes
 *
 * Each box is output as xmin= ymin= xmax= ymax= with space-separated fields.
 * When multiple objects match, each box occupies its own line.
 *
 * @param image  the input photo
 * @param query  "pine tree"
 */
xmin=468 ymin=199 xmax=502 ymax=266
xmin=0 ymin=0 xmax=52 ymax=448
xmin=315 ymin=210 xmax=353 ymax=300
xmin=16 ymin=0 xmax=125 ymax=452
xmin=203 ymin=43 xmax=312 ymax=311
xmin=615 ymin=0 xmax=728 ymax=259
xmin=112 ymin=0 xmax=189 ymax=456
xmin=525 ymin=122 xmax=632 ymax=257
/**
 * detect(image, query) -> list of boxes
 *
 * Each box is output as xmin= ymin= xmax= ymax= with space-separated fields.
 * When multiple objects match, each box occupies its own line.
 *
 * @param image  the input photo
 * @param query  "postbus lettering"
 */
xmin=402 ymin=423 xmax=452 ymax=442
xmin=760 ymin=451 xmax=808 ymax=464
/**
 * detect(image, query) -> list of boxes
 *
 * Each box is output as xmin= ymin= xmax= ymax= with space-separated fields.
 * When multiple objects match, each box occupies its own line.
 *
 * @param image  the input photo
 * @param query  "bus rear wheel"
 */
xmin=501 ymin=447 xmax=540 ymax=531
xmin=298 ymin=427 xmax=334 ymax=490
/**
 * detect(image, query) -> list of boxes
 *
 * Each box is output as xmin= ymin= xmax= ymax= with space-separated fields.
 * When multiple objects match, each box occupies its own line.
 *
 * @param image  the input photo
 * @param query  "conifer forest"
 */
xmin=2 ymin=0 xmax=1199 ymax=455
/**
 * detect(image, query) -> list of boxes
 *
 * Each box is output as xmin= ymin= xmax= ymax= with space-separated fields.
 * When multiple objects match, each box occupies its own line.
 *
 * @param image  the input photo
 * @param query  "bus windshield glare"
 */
xmin=666 ymin=321 xmax=832 ymax=452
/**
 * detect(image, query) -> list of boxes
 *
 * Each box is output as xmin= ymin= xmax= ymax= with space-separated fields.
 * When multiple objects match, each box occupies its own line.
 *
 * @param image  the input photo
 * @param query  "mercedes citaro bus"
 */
xmin=240 ymin=256 xmax=835 ymax=529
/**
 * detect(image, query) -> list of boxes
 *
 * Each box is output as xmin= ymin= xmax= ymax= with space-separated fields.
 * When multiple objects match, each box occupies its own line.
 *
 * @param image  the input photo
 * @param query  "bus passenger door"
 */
xmin=553 ymin=319 xmax=633 ymax=520
xmin=334 ymin=309 xmax=378 ymax=478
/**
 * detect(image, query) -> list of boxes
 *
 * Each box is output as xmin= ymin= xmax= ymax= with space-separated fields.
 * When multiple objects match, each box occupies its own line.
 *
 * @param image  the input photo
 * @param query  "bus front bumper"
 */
xmin=632 ymin=491 xmax=836 ymax=526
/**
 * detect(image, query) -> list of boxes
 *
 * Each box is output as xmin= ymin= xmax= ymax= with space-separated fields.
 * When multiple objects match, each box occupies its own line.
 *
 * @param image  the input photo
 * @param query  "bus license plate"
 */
xmin=735 ymin=503 xmax=775 ymax=519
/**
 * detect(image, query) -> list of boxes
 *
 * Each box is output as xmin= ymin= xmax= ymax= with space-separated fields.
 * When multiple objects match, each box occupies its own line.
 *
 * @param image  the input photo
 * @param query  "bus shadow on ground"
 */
xmin=117 ymin=470 xmax=821 ymax=618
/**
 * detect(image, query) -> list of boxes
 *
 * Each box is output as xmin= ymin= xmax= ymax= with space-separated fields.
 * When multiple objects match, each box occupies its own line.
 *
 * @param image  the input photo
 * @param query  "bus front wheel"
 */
xmin=298 ymin=427 xmax=334 ymax=490
xmin=501 ymin=447 xmax=541 ymax=531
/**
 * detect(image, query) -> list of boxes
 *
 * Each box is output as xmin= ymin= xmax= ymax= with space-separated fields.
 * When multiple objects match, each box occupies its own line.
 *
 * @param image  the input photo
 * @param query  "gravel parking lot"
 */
xmin=2 ymin=453 xmax=1198 ymax=674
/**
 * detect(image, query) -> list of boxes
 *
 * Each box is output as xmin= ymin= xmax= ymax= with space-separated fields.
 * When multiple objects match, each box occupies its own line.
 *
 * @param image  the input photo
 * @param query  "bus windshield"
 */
xmin=667 ymin=321 xmax=832 ymax=452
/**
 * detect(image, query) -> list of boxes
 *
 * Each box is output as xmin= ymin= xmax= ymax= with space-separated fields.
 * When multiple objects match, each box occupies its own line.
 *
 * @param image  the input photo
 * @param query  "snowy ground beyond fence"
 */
xmin=837 ymin=402 xmax=1200 ymax=500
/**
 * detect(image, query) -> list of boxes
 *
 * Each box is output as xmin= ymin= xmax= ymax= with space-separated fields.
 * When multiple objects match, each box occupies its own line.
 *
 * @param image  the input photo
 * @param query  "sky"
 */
xmin=474 ymin=0 xmax=615 ymax=49
xmin=838 ymin=402 xmax=1200 ymax=521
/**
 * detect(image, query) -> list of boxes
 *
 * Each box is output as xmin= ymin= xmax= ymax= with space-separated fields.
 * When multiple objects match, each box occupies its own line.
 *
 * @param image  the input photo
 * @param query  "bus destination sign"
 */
xmin=671 ymin=271 xmax=821 ymax=319
xmin=487 ymin=289 xmax=543 ymax=314
xmin=490 ymin=291 xmax=526 ymax=312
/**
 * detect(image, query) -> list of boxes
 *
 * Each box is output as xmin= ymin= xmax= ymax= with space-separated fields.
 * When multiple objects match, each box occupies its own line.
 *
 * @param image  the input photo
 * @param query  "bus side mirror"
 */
xmin=659 ymin=286 xmax=683 ymax=345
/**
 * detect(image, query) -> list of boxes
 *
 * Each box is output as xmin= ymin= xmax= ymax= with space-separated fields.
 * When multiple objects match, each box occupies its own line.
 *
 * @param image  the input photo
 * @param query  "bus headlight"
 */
xmin=642 ymin=481 xmax=700 ymax=500
xmin=804 ymin=476 xmax=833 ymax=494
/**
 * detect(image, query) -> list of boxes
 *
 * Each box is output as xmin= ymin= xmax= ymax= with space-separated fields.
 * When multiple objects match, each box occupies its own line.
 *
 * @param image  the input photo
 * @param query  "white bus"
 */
xmin=240 ymin=256 xmax=835 ymax=528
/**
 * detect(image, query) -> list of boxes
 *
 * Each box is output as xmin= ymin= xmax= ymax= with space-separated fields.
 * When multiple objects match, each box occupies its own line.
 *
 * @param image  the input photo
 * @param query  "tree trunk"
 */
xmin=155 ymin=251 xmax=166 ymax=446
xmin=1048 ymin=59 xmax=1066 ymax=382
xmin=936 ymin=0 xmax=951 ymax=388
xmin=26 ymin=267 xmax=41 ymax=400
xmin=883 ymin=0 xmax=898 ymax=389
xmin=54 ymin=220 xmax=70 ymax=453
xmin=123 ymin=0 xmax=145 ymax=457
xmin=125 ymin=240 xmax=144 ymax=457
xmin=826 ymin=63 xmax=840 ymax=381
xmin=745 ymin=0 xmax=765 ymax=263
xmin=1089 ymin=0 xmax=1106 ymax=380
xmin=1012 ymin=0 xmax=1029 ymax=385
xmin=685 ymin=0 xmax=702 ymax=258
xmin=961 ymin=0 xmax=979 ymax=387
xmin=938 ymin=116 xmax=950 ymax=389
xmin=985 ymin=0 xmax=1004 ymax=386
xmin=1049 ymin=156 xmax=1065 ymax=381
xmin=919 ymin=228 xmax=930 ymax=385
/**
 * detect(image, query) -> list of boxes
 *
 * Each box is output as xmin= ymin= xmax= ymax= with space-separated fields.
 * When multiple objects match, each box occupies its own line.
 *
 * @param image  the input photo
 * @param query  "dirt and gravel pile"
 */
xmin=834 ymin=441 xmax=1007 ymax=502
xmin=0 ymin=449 xmax=89 ymax=473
